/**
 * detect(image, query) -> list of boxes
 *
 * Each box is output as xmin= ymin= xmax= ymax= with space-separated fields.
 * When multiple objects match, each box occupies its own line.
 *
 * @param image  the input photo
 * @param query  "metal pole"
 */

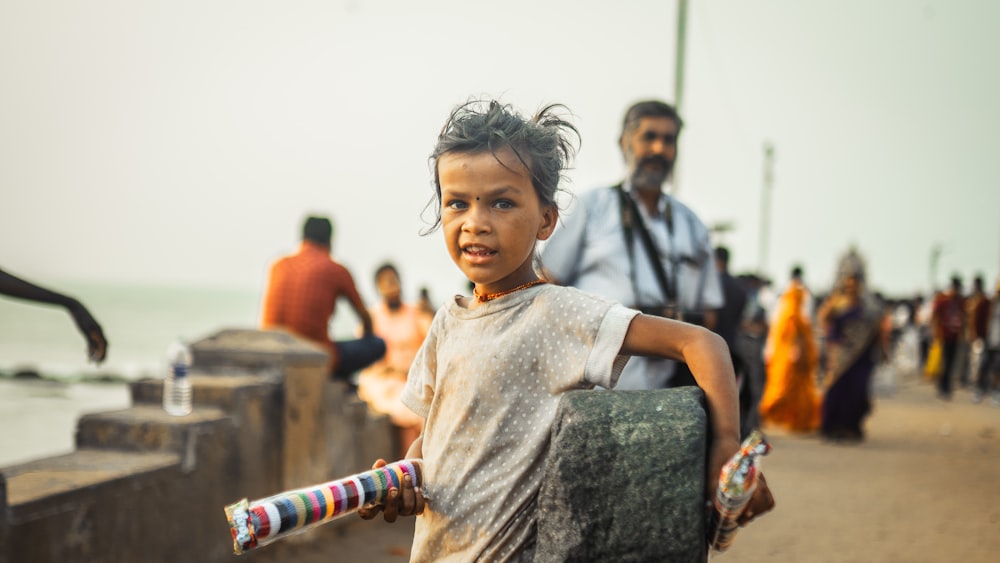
xmin=674 ymin=0 xmax=688 ymax=114
xmin=929 ymin=243 xmax=943 ymax=293
xmin=758 ymin=142 xmax=775 ymax=277
xmin=672 ymin=0 xmax=688 ymax=195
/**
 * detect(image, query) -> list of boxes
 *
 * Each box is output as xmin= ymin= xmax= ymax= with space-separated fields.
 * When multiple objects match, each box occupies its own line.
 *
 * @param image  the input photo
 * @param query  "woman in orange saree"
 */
xmin=758 ymin=278 xmax=821 ymax=432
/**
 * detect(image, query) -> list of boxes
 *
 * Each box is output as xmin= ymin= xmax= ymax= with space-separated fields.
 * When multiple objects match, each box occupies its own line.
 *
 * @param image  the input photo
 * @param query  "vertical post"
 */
xmin=929 ymin=243 xmax=943 ymax=293
xmin=672 ymin=0 xmax=689 ymax=195
xmin=674 ymin=0 xmax=688 ymax=114
xmin=758 ymin=142 xmax=775 ymax=277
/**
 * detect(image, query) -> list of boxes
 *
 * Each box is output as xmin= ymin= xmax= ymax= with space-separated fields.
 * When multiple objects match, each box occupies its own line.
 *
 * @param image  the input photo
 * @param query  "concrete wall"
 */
xmin=0 ymin=329 xmax=396 ymax=563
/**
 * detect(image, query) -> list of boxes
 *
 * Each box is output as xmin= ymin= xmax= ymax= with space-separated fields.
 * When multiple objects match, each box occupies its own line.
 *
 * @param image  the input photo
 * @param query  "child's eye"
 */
xmin=445 ymin=200 xmax=468 ymax=210
xmin=494 ymin=199 xmax=515 ymax=209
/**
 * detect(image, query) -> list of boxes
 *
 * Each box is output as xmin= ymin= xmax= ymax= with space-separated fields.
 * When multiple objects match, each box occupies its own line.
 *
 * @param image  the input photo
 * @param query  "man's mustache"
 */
xmin=639 ymin=155 xmax=672 ymax=169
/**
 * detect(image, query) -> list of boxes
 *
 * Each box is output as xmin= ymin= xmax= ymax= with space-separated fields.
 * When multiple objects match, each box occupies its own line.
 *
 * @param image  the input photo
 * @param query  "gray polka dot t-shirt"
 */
xmin=401 ymin=284 xmax=638 ymax=562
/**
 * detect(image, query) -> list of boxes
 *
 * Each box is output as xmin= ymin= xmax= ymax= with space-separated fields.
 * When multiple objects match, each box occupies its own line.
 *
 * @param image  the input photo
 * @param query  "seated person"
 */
xmin=260 ymin=215 xmax=385 ymax=383
xmin=357 ymin=263 xmax=431 ymax=458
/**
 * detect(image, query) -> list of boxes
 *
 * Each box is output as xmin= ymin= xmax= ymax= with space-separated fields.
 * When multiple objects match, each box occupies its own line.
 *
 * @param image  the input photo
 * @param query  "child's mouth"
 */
xmin=462 ymin=245 xmax=497 ymax=263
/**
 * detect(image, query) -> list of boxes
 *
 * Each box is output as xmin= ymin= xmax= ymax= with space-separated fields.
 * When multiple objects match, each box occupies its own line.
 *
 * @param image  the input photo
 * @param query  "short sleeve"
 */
xmin=401 ymin=313 xmax=441 ymax=419
xmin=584 ymin=304 xmax=640 ymax=388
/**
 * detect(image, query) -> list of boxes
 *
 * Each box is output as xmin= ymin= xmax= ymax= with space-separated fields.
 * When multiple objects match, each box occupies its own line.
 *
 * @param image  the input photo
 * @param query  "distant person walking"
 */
xmin=260 ymin=215 xmax=385 ymax=384
xmin=758 ymin=265 xmax=821 ymax=433
xmin=0 ymin=267 xmax=108 ymax=363
xmin=930 ymin=275 xmax=966 ymax=399
xmin=972 ymin=280 xmax=1000 ymax=405
xmin=816 ymin=251 xmax=885 ymax=442
xmin=964 ymin=275 xmax=990 ymax=387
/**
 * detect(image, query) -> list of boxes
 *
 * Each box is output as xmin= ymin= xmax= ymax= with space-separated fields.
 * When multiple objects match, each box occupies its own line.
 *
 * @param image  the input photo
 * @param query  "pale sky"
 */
xmin=2 ymin=0 xmax=998 ymax=305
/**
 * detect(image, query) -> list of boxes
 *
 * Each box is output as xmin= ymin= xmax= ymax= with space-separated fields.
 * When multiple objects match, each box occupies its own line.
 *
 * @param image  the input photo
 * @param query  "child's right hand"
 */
xmin=736 ymin=473 xmax=775 ymax=526
xmin=358 ymin=459 xmax=427 ymax=523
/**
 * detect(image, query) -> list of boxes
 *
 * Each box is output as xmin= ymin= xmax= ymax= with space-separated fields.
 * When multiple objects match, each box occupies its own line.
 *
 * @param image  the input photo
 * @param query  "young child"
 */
xmin=362 ymin=100 xmax=766 ymax=560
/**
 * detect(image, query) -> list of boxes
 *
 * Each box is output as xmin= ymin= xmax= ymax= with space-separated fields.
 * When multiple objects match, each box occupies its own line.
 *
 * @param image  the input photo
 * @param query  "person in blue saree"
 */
xmin=816 ymin=250 xmax=887 ymax=442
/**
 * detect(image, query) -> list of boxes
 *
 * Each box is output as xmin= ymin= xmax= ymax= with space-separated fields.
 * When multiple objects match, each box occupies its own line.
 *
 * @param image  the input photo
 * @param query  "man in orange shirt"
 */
xmin=261 ymin=216 xmax=385 ymax=384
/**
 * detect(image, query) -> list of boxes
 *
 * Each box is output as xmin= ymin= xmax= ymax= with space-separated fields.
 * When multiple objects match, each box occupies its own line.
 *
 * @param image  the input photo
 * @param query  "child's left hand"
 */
xmin=357 ymin=459 xmax=427 ymax=523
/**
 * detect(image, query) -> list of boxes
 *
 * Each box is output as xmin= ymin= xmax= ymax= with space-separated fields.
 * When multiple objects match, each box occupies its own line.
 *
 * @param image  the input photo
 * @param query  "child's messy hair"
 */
xmin=423 ymin=99 xmax=579 ymax=232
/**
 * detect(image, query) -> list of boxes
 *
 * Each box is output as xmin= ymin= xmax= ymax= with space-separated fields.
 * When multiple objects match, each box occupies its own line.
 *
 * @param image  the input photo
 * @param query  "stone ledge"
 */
xmin=192 ymin=328 xmax=329 ymax=371
xmin=76 ymin=405 xmax=231 ymax=472
xmin=3 ymin=448 xmax=180 ymax=515
xmin=128 ymin=372 xmax=279 ymax=408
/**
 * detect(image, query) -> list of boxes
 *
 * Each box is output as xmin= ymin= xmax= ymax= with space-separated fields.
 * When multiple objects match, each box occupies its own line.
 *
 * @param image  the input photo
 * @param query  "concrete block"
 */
xmin=536 ymin=387 xmax=708 ymax=562
xmin=2 ymin=449 xmax=190 ymax=563
xmin=129 ymin=374 xmax=283 ymax=497
xmin=76 ymin=405 xmax=229 ymax=472
xmin=190 ymin=328 xmax=328 ymax=373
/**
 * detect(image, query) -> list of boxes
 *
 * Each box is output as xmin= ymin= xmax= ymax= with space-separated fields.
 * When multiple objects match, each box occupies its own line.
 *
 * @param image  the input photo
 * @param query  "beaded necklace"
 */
xmin=474 ymin=279 xmax=547 ymax=303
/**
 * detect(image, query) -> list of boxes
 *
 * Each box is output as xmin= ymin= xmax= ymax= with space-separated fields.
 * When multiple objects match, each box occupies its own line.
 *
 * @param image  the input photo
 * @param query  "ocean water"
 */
xmin=0 ymin=280 xmax=353 ymax=466
xmin=0 ymin=378 xmax=131 ymax=467
xmin=0 ymin=281 xmax=271 ymax=380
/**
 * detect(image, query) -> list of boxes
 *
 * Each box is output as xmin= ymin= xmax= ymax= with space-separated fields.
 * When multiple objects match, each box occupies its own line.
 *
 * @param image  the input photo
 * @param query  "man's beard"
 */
xmin=630 ymin=155 xmax=673 ymax=190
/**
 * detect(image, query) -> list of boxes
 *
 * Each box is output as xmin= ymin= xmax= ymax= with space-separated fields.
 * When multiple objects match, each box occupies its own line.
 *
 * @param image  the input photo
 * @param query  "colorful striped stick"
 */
xmin=224 ymin=459 xmax=423 ymax=555
xmin=708 ymin=431 xmax=770 ymax=552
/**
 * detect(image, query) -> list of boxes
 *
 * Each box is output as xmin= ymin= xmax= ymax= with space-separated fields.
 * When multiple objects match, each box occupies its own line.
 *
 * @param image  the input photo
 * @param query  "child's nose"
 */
xmin=462 ymin=204 xmax=491 ymax=232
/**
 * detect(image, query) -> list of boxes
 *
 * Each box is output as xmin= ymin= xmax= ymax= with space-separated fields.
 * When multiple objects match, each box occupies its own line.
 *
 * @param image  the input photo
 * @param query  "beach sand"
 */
xmin=271 ymin=375 xmax=999 ymax=562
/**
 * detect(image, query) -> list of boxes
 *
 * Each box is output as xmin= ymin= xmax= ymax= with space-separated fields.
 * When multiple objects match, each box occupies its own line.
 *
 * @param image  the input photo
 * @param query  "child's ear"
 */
xmin=537 ymin=205 xmax=558 ymax=241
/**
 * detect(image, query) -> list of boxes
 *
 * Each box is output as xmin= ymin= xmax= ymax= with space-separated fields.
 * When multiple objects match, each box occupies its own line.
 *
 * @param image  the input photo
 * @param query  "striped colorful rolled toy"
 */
xmin=708 ymin=431 xmax=771 ymax=552
xmin=224 ymin=458 xmax=423 ymax=555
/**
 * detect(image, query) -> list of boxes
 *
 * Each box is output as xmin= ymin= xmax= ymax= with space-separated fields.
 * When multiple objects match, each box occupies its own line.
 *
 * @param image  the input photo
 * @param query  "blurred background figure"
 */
xmin=357 ymin=262 xmax=430 ymax=458
xmin=735 ymin=273 xmax=771 ymax=439
xmin=0 ymin=267 xmax=108 ymax=364
xmin=972 ymin=280 xmax=1000 ymax=406
xmin=260 ymin=215 xmax=385 ymax=386
xmin=540 ymin=99 xmax=723 ymax=391
xmin=963 ymin=275 xmax=990 ymax=389
xmin=816 ymin=250 xmax=886 ymax=442
xmin=930 ymin=275 xmax=966 ymax=399
xmin=758 ymin=264 xmax=821 ymax=434
xmin=417 ymin=286 xmax=436 ymax=317
xmin=712 ymin=246 xmax=753 ymax=439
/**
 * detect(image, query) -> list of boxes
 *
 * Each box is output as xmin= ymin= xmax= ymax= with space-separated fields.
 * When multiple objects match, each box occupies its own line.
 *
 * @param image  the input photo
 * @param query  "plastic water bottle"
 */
xmin=163 ymin=338 xmax=192 ymax=416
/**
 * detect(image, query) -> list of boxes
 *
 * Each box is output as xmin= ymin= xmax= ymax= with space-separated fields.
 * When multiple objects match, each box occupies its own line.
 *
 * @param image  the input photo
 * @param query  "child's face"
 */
xmin=437 ymin=148 xmax=557 ymax=295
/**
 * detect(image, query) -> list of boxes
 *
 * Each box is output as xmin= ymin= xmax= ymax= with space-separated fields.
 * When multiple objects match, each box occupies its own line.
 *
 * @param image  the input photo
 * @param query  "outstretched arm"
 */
xmin=620 ymin=314 xmax=740 ymax=496
xmin=0 ymin=268 xmax=108 ymax=363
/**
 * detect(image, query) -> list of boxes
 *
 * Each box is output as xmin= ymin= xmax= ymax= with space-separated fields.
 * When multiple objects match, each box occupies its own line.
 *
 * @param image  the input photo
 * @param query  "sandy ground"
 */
xmin=265 ymin=373 xmax=1000 ymax=562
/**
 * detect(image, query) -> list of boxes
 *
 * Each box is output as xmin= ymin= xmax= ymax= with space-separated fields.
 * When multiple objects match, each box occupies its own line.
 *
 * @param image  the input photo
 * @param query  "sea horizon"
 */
xmin=0 ymin=278 xmax=373 ymax=383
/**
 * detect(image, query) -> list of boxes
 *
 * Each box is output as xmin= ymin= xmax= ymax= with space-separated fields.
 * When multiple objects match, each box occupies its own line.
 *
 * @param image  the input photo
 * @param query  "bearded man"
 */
xmin=540 ymin=100 xmax=723 ymax=390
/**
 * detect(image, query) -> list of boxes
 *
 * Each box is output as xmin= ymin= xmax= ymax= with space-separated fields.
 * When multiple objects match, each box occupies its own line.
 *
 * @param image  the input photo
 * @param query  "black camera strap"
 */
xmin=613 ymin=184 xmax=677 ymax=306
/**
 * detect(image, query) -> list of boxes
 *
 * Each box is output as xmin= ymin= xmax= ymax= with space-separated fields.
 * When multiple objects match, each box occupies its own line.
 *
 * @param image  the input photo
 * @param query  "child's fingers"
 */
xmin=414 ymin=483 xmax=427 ymax=516
xmin=358 ymin=503 xmax=383 ymax=520
xmin=382 ymin=488 xmax=399 ymax=523
xmin=399 ymin=474 xmax=428 ymax=516
xmin=400 ymin=474 xmax=416 ymax=515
